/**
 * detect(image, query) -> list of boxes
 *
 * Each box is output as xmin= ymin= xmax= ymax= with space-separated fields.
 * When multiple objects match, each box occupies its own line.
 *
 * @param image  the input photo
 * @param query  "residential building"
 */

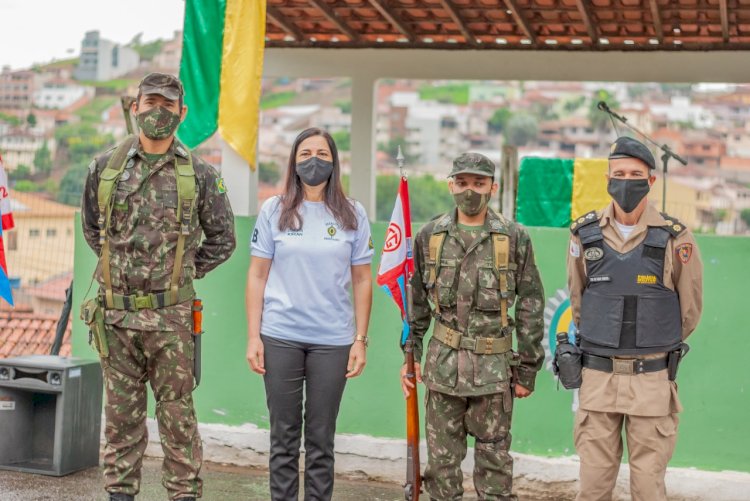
xmin=0 ymin=129 xmax=54 ymax=172
xmin=152 ymin=31 xmax=183 ymax=73
xmin=5 ymin=190 xmax=76 ymax=287
xmin=0 ymin=68 xmax=40 ymax=110
xmin=33 ymin=80 xmax=94 ymax=109
xmin=74 ymin=30 xmax=140 ymax=81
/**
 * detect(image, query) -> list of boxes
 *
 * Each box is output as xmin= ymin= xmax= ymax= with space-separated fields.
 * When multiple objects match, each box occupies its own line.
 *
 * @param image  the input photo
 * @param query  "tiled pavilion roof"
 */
xmin=265 ymin=0 xmax=750 ymax=50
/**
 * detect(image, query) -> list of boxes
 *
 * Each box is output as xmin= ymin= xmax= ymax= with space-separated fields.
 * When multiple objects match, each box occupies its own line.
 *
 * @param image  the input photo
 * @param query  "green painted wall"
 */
xmin=73 ymin=215 xmax=750 ymax=473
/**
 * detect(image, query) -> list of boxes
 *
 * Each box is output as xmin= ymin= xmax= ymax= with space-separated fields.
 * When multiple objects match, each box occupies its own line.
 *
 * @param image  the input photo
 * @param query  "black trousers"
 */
xmin=261 ymin=334 xmax=351 ymax=501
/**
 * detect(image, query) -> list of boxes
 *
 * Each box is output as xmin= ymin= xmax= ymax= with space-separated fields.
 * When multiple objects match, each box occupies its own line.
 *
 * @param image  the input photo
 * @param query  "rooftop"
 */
xmin=0 ymin=310 xmax=71 ymax=359
xmin=265 ymin=0 xmax=750 ymax=51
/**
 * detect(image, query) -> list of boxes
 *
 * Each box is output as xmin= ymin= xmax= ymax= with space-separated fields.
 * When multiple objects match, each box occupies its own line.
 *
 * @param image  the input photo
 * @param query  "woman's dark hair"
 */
xmin=278 ymin=127 xmax=358 ymax=232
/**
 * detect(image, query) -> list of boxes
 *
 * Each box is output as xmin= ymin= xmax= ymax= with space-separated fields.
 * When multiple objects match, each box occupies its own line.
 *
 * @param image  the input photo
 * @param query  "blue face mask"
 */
xmin=296 ymin=157 xmax=333 ymax=187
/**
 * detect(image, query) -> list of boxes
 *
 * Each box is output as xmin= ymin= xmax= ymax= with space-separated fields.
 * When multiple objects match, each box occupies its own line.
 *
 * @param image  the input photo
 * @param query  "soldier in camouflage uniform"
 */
xmin=81 ymin=73 xmax=236 ymax=501
xmin=401 ymin=153 xmax=545 ymax=500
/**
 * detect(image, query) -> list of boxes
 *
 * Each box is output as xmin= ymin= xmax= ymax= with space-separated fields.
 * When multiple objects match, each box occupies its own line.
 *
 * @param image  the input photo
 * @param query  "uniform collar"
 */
xmin=433 ymin=207 xmax=512 ymax=236
xmin=599 ymin=200 xmax=668 ymax=231
xmin=136 ymin=138 xmax=189 ymax=162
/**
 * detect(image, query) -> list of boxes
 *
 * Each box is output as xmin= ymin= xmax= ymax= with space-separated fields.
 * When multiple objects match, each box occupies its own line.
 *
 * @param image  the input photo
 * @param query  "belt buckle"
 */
xmin=443 ymin=329 xmax=457 ymax=348
xmin=483 ymin=338 xmax=493 ymax=355
xmin=134 ymin=295 xmax=151 ymax=310
xmin=612 ymin=358 xmax=635 ymax=375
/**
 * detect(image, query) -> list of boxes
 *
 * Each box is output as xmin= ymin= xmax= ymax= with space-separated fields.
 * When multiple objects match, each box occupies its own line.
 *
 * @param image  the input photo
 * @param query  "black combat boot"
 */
xmin=108 ymin=494 xmax=135 ymax=501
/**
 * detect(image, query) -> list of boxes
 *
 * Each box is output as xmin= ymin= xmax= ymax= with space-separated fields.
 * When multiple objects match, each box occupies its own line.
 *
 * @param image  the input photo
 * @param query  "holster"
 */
xmin=80 ymin=298 xmax=109 ymax=358
xmin=667 ymin=342 xmax=690 ymax=381
xmin=554 ymin=334 xmax=582 ymax=389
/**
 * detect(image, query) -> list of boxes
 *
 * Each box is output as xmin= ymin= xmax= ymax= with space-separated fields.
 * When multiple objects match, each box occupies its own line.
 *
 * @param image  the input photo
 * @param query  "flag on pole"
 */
xmin=376 ymin=177 xmax=414 ymax=347
xmin=0 ymin=152 xmax=14 ymax=306
xmin=0 ymin=153 xmax=13 ymax=230
xmin=178 ymin=0 xmax=266 ymax=169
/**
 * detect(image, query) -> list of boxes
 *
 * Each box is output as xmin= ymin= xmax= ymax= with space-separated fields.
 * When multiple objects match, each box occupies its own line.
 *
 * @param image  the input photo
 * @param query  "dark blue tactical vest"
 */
xmin=573 ymin=213 xmax=683 ymax=357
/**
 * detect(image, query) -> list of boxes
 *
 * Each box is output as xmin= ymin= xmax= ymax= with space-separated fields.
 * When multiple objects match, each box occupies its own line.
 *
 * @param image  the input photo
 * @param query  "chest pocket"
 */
xmin=435 ymin=259 xmax=457 ymax=307
xmin=476 ymin=266 xmax=501 ymax=311
xmin=160 ymin=190 xmax=180 ymax=231
xmin=110 ymin=185 xmax=136 ymax=234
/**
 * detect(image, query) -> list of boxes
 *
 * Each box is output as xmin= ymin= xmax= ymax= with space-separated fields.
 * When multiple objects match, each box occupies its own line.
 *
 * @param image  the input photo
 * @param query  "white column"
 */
xmin=349 ymin=75 xmax=377 ymax=219
xmin=220 ymin=137 xmax=258 ymax=216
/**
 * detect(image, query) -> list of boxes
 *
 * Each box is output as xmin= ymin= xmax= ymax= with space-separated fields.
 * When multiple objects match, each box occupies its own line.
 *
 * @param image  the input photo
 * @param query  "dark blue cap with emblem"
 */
xmin=608 ymin=136 xmax=656 ymax=170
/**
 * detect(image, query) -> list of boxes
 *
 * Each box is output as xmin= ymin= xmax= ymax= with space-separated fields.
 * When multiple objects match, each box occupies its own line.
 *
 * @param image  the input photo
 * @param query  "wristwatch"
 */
xmin=355 ymin=335 xmax=369 ymax=347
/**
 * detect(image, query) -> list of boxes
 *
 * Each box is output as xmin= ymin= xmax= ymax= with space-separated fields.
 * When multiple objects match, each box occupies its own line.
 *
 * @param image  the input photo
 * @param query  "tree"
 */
xmin=335 ymin=99 xmax=351 ymax=114
xmin=58 ymin=162 xmax=89 ymax=206
xmin=331 ymin=130 xmax=351 ymax=152
xmin=13 ymin=164 xmax=32 ymax=180
xmin=377 ymin=136 xmax=417 ymax=163
xmin=27 ymin=112 xmax=37 ymax=128
xmin=259 ymin=161 xmax=281 ymax=185
xmin=376 ymin=174 xmax=454 ymax=222
xmin=33 ymin=142 xmax=53 ymax=174
xmin=13 ymin=180 xmax=40 ymax=192
xmin=503 ymin=113 xmax=538 ymax=147
xmin=741 ymin=208 xmax=750 ymax=228
xmin=488 ymin=109 xmax=512 ymax=134
xmin=588 ymin=89 xmax=620 ymax=131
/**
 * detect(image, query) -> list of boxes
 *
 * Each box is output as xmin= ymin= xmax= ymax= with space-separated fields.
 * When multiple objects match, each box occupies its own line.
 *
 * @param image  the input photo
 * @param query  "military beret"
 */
xmin=608 ymin=136 xmax=656 ymax=170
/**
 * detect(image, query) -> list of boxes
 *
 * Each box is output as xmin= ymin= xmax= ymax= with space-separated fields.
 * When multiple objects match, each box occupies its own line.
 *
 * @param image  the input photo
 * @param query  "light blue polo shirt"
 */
xmin=250 ymin=196 xmax=373 ymax=345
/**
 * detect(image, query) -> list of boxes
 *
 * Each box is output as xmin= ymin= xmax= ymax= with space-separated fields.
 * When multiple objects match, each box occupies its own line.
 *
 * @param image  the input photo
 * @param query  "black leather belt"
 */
xmin=582 ymin=353 xmax=668 ymax=375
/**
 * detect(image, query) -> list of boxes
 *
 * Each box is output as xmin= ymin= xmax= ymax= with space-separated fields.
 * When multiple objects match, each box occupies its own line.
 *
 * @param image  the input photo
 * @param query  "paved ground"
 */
xmin=0 ymin=457 xmax=582 ymax=500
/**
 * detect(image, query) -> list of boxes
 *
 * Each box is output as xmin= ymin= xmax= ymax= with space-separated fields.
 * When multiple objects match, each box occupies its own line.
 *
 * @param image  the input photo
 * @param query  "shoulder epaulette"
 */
xmin=570 ymin=211 xmax=599 ymax=234
xmin=659 ymin=212 xmax=687 ymax=237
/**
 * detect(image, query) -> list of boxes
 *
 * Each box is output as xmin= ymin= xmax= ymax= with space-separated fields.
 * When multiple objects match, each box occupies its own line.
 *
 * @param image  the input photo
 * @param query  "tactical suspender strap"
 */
xmin=95 ymin=137 xmax=196 ymax=309
xmin=428 ymin=232 xmax=447 ymax=316
xmin=492 ymin=234 xmax=510 ymax=328
xmin=96 ymin=135 xmax=138 ymax=308
xmin=170 ymin=153 xmax=196 ymax=304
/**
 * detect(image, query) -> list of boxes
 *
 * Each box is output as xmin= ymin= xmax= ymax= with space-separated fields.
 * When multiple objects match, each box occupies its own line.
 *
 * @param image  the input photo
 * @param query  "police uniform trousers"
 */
xmin=574 ymin=369 xmax=681 ymax=501
xmin=424 ymin=389 xmax=515 ymax=501
xmin=101 ymin=324 xmax=202 ymax=500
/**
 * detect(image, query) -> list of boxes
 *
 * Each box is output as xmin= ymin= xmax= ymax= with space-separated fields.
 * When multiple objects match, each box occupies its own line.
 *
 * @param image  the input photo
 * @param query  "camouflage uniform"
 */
xmin=81 ymin=74 xmax=236 ymax=500
xmin=410 ymin=154 xmax=545 ymax=501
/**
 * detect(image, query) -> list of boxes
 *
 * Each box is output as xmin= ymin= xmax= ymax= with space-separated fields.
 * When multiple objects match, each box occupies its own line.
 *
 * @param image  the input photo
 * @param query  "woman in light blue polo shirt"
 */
xmin=245 ymin=127 xmax=373 ymax=501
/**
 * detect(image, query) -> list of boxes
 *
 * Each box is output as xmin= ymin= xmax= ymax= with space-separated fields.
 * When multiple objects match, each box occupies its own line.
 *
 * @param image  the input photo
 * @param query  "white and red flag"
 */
xmin=376 ymin=176 xmax=414 ymax=346
xmin=0 ymin=152 xmax=14 ymax=230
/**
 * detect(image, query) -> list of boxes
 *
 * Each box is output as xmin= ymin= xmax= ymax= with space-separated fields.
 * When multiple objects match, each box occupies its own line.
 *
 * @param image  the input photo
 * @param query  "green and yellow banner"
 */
xmin=179 ymin=0 xmax=266 ymax=169
xmin=516 ymin=157 xmax=610 ymax=227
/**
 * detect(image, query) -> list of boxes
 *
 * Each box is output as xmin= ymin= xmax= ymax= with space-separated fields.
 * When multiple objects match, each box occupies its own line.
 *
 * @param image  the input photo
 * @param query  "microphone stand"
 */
xmin=597 ymin=102 xmax=688 ymax=213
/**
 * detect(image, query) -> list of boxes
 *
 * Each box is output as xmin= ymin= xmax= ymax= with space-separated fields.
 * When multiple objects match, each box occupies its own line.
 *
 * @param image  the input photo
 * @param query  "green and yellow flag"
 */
xmin=516 ymin=157 xmax=610 ymax=227
xmin=179 ymin=0 xmax=266 ymax=169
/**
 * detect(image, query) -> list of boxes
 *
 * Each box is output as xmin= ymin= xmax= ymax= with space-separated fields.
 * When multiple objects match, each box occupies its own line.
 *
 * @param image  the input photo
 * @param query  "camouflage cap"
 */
xmin=449 ymin=152 xmax=496 ymax=178
xmin=138 ymin=72 xmax=184 ymax=101
xmin=609 ymin=136 xmax=655 ymax=170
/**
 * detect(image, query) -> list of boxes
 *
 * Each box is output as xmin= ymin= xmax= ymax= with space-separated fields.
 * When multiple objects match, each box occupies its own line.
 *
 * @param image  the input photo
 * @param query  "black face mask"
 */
xmin=607 ymin=178 xmax=650 ymax=213
xmin=296 ymin=157 xmax=333 ymax=187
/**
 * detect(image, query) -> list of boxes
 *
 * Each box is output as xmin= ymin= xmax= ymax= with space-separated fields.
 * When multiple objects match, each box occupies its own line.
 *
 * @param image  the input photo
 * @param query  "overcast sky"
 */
xmin=1 ymin=0 xmax=185 ymax=70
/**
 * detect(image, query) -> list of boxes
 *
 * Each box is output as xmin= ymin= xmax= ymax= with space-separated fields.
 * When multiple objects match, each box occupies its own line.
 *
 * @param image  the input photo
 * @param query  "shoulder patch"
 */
xmin=216 ymin=177 xmax=227 ymax=194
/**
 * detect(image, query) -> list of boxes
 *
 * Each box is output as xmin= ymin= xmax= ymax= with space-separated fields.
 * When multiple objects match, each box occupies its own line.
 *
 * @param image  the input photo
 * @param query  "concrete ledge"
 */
xmin=138 ymin=420 xmax=750 ymax=500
